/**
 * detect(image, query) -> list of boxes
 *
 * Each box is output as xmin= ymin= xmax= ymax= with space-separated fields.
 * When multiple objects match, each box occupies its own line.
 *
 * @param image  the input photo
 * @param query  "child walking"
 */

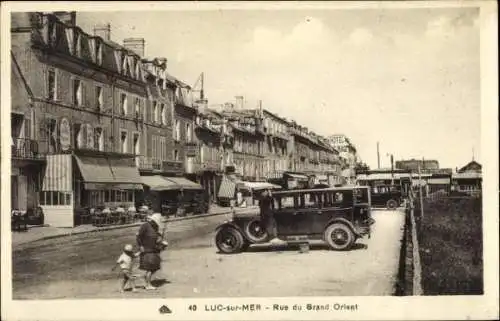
xmin=112 ymin=244 xmax=140 ymax=292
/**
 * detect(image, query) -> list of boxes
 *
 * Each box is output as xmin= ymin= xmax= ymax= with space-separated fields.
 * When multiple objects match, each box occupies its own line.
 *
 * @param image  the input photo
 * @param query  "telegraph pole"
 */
xmin=390 ymin=153 xmax=394 ymax=185
xmin=418 ymin=164 xmax=424 ymax=220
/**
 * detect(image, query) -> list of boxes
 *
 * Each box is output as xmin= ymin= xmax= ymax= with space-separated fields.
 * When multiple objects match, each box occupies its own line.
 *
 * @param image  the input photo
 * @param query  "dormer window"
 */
xmin=122 ymin=52 xmax=128 ymax=75
xmin=96 ymin=41 xmax=102 ymax=65
xmin=74 ymin=31 xmax=81 ymax=57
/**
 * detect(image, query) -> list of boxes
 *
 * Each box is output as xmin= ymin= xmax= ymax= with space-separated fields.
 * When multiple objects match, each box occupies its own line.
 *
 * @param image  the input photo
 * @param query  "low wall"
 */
xmin=396 ymin=197 xmax=423 ymax=296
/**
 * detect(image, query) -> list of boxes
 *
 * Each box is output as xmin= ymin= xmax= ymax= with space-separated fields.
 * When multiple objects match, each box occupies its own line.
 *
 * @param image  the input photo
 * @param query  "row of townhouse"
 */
xmin=10 ymin=11 xmax=204 ymax=227
xmin=10 ymin=11 xmax=357 ymax=227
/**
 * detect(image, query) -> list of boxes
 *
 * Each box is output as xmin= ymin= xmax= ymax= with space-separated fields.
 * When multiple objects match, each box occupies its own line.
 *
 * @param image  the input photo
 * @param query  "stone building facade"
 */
xmin=11 ymin=12 xmax=149 ymax=226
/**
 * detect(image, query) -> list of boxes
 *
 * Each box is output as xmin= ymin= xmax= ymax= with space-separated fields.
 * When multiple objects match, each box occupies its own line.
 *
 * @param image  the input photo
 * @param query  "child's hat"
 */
xmin=124 ymin=244 xmax=133 ymax=252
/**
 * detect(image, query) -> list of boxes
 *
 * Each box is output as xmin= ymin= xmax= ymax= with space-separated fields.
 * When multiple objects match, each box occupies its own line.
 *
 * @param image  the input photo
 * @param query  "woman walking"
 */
xmin=136 ymin=213 xmax=166 ymax=290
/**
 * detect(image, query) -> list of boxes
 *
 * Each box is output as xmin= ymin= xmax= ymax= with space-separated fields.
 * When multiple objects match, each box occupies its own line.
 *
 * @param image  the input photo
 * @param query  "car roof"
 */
xmin=271 ymin=186 xmax=368 ymax=196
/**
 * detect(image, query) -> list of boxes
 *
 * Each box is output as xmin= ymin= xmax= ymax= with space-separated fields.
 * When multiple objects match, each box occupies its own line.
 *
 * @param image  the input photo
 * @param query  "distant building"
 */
xmin=452 ymin=160 xmax=482 ymax=196
xmin=395 ymin=158 xmax=439 ymax=172
xmin=327 ymin=134 xmax=357 ymax=184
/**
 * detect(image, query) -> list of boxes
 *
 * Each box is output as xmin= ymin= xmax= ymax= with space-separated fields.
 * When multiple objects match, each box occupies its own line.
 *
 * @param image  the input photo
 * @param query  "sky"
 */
xmin=76 ymin=5 xmax=481 ymax=169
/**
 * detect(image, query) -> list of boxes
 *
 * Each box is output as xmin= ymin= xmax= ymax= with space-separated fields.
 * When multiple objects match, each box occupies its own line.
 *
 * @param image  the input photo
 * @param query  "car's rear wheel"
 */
xmin=215 ymin=227 xmax=245 ymax=254
xmin=324 ymin=223 xmax=355 ymax=251
xmin=386 ymin=199 xmax=398 ymax=210
xmin=244 ymin=219 xmax=268 ymax=243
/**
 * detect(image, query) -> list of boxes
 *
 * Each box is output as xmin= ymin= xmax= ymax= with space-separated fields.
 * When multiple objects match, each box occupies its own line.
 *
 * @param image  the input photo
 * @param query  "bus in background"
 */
xmin=356 ymin=169 xmax=412 ymax=209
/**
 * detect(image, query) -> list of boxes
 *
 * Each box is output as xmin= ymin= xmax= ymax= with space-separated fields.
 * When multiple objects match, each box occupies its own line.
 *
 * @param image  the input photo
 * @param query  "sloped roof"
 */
xmin=458 ymin=160 xmax=482 ymax=173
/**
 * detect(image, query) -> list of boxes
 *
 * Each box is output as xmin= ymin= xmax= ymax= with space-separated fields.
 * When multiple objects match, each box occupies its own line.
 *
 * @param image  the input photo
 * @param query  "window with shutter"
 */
xmin=134 ymin=97 xmax=140 ymax=117
xmin=95 ymin=86 xmax=103 ymax=110
xmin=47 ymin=118 xmax=58 ymax=153
xmin=133 ymin=133 xmax=140 ymax=155
xmin=85 ymin=124 xmax=93 ymax=149
xmin=120 ymin=93 xmax=127 ymax=115
xmin=47 ymin=69 xmax=57 ymax=101
xmin=120 ymin=130 xmax=128 ymax=153
xmin=72 ymin=78 xmax=83 ymax=106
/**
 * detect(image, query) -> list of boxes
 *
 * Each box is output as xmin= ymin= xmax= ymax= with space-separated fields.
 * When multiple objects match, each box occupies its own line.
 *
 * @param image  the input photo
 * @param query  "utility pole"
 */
xmin=390 ymin=153 xmax=394 ymax=185
xmin=200 ymin=72 xmax=204 ymax=100
xmin=377 ymin=142 xmax=380 ymax=169
xmin=418 ymin=164 xmax=424 ymax=220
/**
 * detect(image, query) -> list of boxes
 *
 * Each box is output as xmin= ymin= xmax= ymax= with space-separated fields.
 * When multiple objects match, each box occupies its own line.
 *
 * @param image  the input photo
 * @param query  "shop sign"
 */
xmin=59 ymin=118 xmax=71 ymax=151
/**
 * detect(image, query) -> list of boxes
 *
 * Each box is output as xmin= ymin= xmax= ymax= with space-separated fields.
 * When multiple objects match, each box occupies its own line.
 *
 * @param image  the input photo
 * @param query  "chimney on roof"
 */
xmin=94 ymin=23 xmax=111 ymax=41
xmin=156 ymin=57 xmax=167 ymax=70
xmin=53 ymin=11 xmax=76 ymax=26
xmin=123 ymin=38 xmax=146 ymax=57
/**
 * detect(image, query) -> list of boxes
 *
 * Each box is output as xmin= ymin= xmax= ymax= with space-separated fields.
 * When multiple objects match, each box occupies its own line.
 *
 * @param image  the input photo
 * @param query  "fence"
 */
xmin=399 ymin=188 xmax=483 ymax=295
xmin=398 ymin=195 xmax=423 ymax=295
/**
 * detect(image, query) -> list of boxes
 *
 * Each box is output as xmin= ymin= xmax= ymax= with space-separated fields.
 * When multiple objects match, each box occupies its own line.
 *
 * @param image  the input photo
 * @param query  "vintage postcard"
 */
xmin=1 ymin=1 xmax=498 ymax=320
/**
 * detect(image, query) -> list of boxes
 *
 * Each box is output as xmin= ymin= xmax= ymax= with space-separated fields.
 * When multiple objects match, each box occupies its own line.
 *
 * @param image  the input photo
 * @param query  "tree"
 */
xmin=355 ymin=162 xmax=370 ymax=174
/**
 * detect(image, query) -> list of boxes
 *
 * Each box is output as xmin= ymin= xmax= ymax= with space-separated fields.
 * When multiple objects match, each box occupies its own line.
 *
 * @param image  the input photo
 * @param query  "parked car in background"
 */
xmin=214 ymin=186 xmax=375 ymax=253
xmin=369 ymin=184 xmax=403 ymax=209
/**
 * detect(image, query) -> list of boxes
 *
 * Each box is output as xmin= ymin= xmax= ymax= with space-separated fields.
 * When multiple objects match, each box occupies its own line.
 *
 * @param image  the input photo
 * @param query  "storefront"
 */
xmin=235 ymin=181 xmax=281 ymax=206
xmin=140 ymin=175 xmax=203 ymax=215
xmin=40 ymin=152 xmax=143 ymax=227
xmin=452 ymin=172 xmax=482 ymax=196
xmin=283 ymin=172 xmax=310 ymax=190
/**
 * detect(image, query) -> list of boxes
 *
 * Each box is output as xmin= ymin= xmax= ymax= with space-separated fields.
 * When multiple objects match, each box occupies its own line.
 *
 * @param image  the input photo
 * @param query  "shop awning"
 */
xmin=165 ymin=177 xmax=203 ymax=190
xmin=141 ymin=175 xmax=178 ymax=191
xmin=75 ymin=155 xmax=115 ymax=184
xmin=75 ymin=155 xmax=143 ymax=190
xmin=109 ymin=158 xmax=143 ymax=184
xmin=218 ymin=176 xmax=236 ymax=199
xmin=237 ymin=181 xmax=282 ymax=190
xmin=284 ymin=173 xmax=309 ymax=180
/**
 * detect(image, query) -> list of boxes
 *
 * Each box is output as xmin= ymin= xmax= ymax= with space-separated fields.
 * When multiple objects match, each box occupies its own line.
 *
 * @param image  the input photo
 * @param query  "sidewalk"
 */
xmin=11 ymin=205 xmax=255 ymax=247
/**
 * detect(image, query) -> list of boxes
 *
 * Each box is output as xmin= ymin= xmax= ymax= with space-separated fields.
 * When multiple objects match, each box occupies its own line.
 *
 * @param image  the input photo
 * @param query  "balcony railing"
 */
xmin=196 ymin=159 xmax=220 ymax=172
xmin=137 ymin=156 xmax=163 ymax=171
xmin=11 ymin=138 xmax=46 ymax=160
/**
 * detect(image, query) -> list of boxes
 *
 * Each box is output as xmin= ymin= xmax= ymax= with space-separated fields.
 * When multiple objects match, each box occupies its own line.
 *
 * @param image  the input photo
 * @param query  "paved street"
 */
xmin=12 ymin=209 xmax=404 ymax=299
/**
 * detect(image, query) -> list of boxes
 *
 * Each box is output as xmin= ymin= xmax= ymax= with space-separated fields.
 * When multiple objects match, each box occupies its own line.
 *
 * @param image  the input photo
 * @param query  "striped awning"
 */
xmin=218 ymin=176 xmax=236 ymax=199
xmin=42 ymin=154 xmax=72 ymax=192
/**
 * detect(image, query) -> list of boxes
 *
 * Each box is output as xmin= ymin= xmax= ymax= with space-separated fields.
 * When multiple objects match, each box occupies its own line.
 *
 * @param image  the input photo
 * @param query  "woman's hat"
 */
xmin=149 ymin=213 xmax=163 ymax=227
xmin=124 ymin=244 xmax=133 ymax=252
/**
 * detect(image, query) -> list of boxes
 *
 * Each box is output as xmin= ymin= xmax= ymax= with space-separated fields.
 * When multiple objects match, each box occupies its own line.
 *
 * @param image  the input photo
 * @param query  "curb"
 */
xmin=17 ymin=209 xmax=234 ymax=245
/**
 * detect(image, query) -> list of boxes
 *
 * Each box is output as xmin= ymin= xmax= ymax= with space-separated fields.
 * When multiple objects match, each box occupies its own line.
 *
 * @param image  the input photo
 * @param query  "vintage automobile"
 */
xmin=214 ymin=186 xmax=375 ymax=253
xmin=369 ymin=184 xmax=403 ymax=209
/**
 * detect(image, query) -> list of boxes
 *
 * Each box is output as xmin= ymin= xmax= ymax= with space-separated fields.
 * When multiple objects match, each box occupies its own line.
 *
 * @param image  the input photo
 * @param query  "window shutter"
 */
xmin=86 ymin=124 xmax=94 ymax=149
xmin=25 ymin=118 xmax=32 ymax=139
xmin=102 ymin=128 xmax=107 ymax=152
xmin=73 ymin=123 xmax=81 ymax=150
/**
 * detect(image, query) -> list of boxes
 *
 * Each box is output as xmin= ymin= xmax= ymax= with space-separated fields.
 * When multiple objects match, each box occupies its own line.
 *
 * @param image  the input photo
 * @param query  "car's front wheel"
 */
xmin=244 ymin=219 xmax=268 ymax=243
xmin=324 ymin=223 xmax=355 ymax=251
xmin=215 ymin=227 xmax=245 ymax=254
